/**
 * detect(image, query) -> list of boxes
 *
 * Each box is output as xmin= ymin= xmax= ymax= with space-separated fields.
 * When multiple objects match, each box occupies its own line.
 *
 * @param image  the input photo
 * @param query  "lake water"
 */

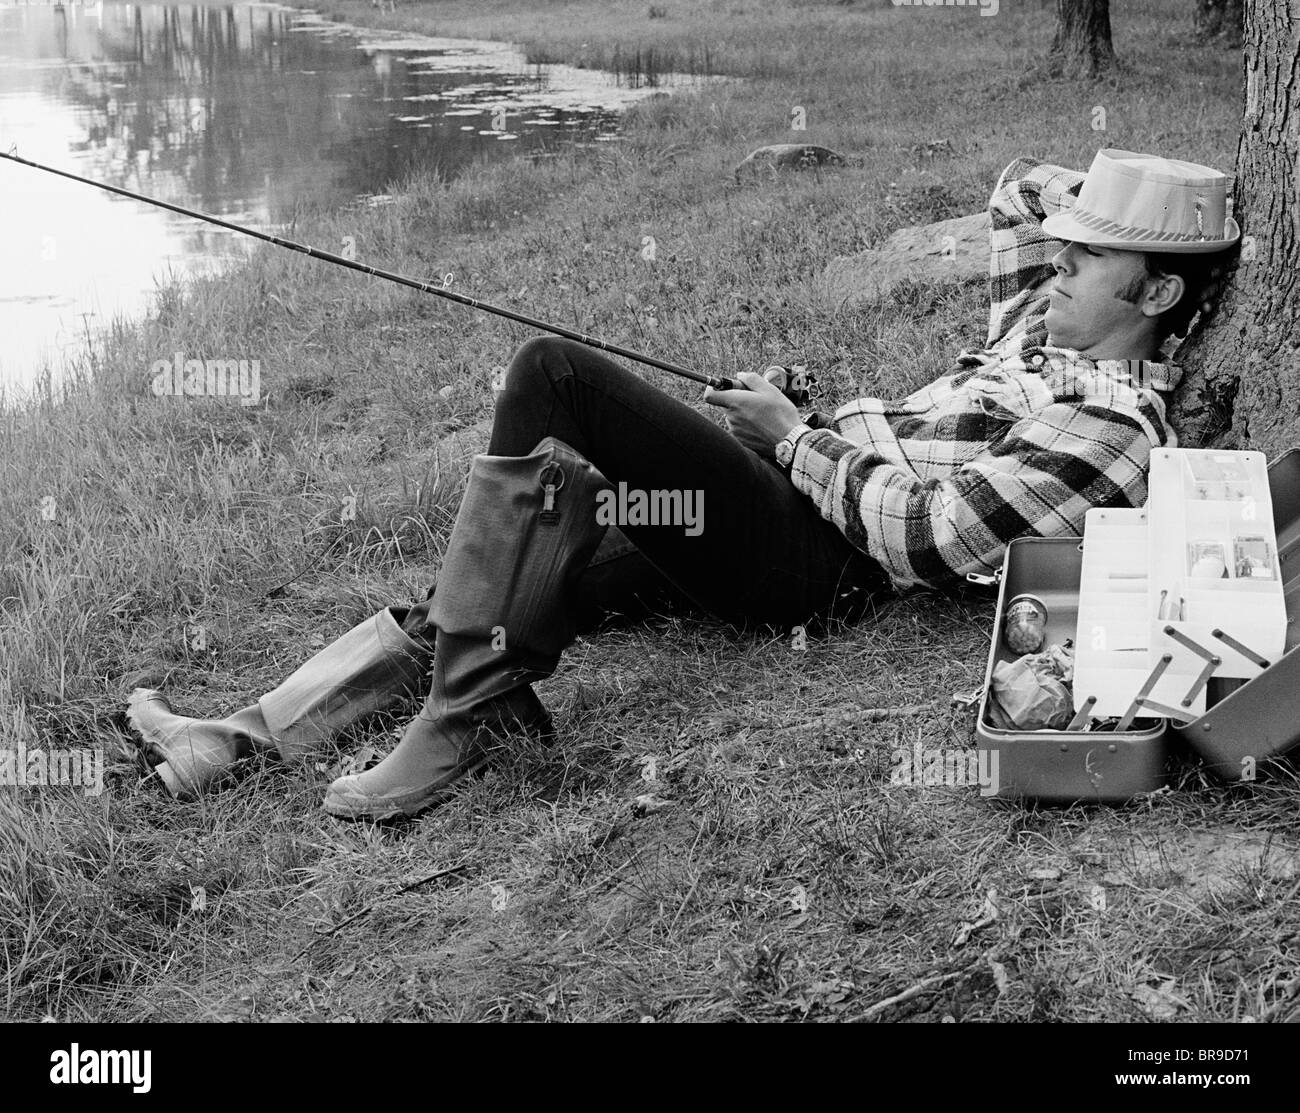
xmin=0 ymin=0 xmax=712 ymax=401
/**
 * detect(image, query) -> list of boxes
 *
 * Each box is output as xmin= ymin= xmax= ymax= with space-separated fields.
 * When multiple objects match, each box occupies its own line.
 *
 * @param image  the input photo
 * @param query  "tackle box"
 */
xmin=972 ymin=449 xmax=1300 ymax=802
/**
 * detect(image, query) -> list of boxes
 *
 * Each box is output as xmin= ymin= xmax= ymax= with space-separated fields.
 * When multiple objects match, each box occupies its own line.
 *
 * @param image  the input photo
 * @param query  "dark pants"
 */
xmin=404 ymin=337 xmax=889 ymax=638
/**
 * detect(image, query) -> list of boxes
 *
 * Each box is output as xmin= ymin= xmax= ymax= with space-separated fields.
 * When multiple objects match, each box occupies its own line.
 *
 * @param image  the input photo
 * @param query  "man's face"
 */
xmin=1044 ymin=240 xmax=1153 ymax=356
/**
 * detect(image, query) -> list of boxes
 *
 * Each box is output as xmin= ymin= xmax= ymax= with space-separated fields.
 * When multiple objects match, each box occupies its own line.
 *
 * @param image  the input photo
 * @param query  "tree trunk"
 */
xmin=1195 ymin=0 xmax=1244 ymax=47
xmin=1170 ymin=2 xmax=1299 ymax=454
xmin=1047 ymin=0 xmax=1118 ymax=78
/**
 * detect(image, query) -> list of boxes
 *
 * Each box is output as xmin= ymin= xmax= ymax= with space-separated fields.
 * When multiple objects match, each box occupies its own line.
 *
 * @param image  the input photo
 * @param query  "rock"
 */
xmin=733 ymin=144 xmax=863 ymax=183
xmin=909 ymin=138 xmax=954 ymax=159
xmin=818 ymin=211 xmax=990 ymax=307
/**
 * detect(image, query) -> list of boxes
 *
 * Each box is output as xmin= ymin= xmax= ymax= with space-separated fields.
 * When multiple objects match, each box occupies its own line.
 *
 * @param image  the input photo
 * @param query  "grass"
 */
xmin=4 ymin=0 xmax=1298 ymax=1022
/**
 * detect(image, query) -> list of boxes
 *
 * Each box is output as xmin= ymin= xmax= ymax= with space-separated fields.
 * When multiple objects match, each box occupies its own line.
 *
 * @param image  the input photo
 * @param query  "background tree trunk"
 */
xmin=1195 ymin=0 xmax=1244 ymax=47
xmin=1046 ymin=0 xmax=1118 ymax=78
xmin=1170 ymin=2 xmax=1299 ymax=453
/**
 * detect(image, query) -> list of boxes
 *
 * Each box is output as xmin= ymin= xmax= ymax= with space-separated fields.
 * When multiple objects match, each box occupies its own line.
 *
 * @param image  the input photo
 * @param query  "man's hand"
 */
xmin=703 ymin=371 xmax=802 ymax=459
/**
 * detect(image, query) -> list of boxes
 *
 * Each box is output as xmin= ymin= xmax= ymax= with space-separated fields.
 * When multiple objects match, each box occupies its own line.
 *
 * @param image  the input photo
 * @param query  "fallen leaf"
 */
xmin=333 ymin=745 xmax=381 ymax=778
xmin=988 ymin=958 xmax=1010 ymax=997
xmin=1132 ymin=980 xmax=1189 ymax=1020
xmin=632 ymin=793 xmax=674 ymax=816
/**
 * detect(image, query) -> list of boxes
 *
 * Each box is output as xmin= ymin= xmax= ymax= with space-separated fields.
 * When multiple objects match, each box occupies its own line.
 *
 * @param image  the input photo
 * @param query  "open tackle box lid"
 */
xmin=969 ymin=449 xmax=1300 ymax=803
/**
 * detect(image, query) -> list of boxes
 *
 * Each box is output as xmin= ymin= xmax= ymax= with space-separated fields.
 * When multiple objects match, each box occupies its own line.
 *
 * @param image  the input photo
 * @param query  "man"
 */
xmin=128 ymin=148 xmax=1240 ymax=819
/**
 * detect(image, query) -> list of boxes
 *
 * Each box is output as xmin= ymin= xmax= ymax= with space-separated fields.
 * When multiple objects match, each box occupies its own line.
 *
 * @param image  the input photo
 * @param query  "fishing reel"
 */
xmin=711 ymin=365 xmax=818 ymax=406
xmin=762 ymin=364 xmax=817 ymax=407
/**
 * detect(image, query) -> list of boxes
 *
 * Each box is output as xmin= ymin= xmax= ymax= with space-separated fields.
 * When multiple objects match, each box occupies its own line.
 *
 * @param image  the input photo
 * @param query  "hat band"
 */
xmin=1067 ymin=203 xmax=1222 ymax=244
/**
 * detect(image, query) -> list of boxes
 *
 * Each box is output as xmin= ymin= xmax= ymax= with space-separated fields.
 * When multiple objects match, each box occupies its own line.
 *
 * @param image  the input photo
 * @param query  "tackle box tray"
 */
xmin=974 ymin=449 xmax=1300 ymax=802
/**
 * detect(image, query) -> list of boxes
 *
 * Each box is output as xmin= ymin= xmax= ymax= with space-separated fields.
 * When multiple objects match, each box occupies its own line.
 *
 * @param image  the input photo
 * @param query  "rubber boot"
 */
xmin=259 ymin=605 xmax=434 ymax=761
xmin=125 ymin=693 xmax=276 ymax=798
xmin=128 ymin=606 xmax=433 ymax=797
xmin=260 ymin=603 xmax=436 ymax=759
xmin=323 ymin=437 xmax=611 ymax=819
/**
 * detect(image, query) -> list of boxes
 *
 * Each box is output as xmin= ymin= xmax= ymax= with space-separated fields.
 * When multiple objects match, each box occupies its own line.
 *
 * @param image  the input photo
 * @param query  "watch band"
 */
xmin=776 ymin=422 xmax=815 ymax=473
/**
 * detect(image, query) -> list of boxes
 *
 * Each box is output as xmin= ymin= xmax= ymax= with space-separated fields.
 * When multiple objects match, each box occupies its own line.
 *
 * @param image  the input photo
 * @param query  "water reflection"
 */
xmin=0 ymin=1 xmax=710 ymax=397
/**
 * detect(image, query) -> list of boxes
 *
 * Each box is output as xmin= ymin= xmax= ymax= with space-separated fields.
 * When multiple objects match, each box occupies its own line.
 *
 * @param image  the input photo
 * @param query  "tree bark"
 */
xmin=1046 ymin=0 xmax=1118 ymax=78
xmin=1195 ymin=0 xmax=1244 ymax=47
xmin=1170 ymin=2 xmax=1300 ymax=454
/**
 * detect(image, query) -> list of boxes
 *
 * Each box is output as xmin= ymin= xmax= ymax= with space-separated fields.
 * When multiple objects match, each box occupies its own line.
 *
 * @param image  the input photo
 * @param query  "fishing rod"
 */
xmin=1 ymin=148 xmax=812 ymax=400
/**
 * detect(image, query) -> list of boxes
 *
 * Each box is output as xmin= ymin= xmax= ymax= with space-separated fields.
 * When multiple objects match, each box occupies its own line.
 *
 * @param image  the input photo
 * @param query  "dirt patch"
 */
xmin=1089 ymin=828 xmax=1298 ymax=900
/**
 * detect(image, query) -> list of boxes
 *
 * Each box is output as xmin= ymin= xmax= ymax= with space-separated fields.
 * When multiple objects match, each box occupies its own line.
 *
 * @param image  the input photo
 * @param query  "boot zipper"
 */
xmin=539 ymin=462 xmax=564 ymax=524
xmin=513 ymin=458 xmax=576 ymax=641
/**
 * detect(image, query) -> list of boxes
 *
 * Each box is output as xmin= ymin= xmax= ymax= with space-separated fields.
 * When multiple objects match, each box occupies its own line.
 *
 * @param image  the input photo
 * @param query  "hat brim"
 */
xmin=1041 ymin=211 xmax=1241 ymax=255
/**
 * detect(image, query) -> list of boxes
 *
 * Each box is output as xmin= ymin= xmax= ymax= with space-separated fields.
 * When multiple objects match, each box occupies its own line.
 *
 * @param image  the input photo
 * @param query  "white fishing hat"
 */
xmin=1041 ymin=148 xmax=1240 ymax=254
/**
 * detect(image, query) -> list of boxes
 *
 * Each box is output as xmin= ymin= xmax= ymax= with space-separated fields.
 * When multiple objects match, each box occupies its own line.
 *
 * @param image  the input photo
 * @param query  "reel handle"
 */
xmin=762 ymin=365 xmax=816 ymax=407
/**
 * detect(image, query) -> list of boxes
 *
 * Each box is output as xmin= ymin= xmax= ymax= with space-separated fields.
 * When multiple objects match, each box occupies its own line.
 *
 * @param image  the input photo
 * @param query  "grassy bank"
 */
xmin=4 ymin=0 xmax=1295 ymax=1023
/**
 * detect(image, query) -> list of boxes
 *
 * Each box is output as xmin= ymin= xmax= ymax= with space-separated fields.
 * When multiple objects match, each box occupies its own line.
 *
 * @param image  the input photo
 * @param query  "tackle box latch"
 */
xmin=965 ymin=567 xmax=1003 ymax=588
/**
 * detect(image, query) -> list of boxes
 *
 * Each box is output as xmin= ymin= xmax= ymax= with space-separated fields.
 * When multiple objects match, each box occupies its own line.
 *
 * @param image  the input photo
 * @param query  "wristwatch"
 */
xmin=775 ymin=422 xmax=815 ymax=474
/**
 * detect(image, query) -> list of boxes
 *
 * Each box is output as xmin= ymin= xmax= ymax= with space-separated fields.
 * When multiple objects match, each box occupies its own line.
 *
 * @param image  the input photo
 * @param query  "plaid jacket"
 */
xmin=788 ymin=156 xmax=1178 ymax=591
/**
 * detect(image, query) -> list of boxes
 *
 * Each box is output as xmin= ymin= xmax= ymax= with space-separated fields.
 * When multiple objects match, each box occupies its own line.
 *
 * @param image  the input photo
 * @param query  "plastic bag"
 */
xmin=987 ymin=644 xmax=1075 ymax=730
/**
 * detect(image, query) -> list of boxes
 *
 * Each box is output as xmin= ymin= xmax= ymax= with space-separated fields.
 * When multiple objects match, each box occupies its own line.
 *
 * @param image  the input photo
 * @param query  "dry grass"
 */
xmin=4 ymin=0 xmax=1295 ymax=1023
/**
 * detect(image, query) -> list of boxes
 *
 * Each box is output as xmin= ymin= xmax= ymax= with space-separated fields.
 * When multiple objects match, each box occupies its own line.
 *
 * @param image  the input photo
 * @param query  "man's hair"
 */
xmin=1113 ymin=246 xmax=1239 ymax=343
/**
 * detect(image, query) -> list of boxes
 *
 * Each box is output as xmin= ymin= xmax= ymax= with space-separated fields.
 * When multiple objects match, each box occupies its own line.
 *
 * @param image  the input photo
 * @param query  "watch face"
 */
xmin=777 ymin=441 xmax=794 ymax=466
